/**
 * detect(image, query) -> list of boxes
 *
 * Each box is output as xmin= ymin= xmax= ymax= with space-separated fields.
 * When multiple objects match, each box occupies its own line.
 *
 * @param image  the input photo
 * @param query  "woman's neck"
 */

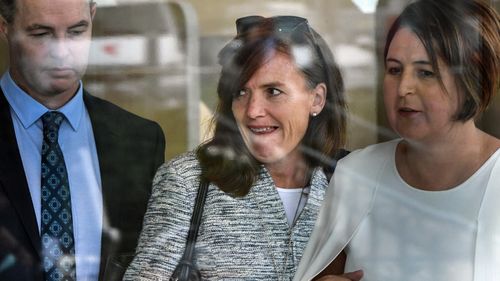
xmin=266 ymin=155 xmax=311 ymax=189
xmin=396 ymin=122 xmax=499 ymax=191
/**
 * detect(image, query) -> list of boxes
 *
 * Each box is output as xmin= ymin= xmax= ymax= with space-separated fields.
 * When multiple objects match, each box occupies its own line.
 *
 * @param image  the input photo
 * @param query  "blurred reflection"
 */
xmin=124 ymin=14 xmax=349 ymax=280
xmin=85 ymin=1 xmax=197 ymax=159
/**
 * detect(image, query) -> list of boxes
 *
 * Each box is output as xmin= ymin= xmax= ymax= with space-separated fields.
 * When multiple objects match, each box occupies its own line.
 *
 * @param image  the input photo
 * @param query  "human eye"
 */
xmin=266 ymin=88 xmax=283 ymax=97
xmin=233 ymin=89 xmax=248 ymax=99
xmin=69 ymin=27 xmax=86 ymax=36
xmin=29 ymin=30 xmax=51 ymax=38
xmin=417 ymin=69 xmax=436 ymax=79
xmin=386 ymin=65 xmax=401 ymax=76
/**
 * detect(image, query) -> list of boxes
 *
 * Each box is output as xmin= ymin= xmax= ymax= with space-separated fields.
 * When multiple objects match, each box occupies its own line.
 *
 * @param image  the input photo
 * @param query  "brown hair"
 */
xmin=0 ymin=0 xmax=15 ymax=23
xmin=197 ymin=16 xmax=347 ymax=196
xmin=384 ymin=0 xmax=500 ymax=121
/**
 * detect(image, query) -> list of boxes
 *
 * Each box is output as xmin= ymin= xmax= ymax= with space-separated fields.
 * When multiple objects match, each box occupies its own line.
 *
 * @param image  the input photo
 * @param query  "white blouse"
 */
xmin=293 ymin=139 xmax=500 ymax=281
xmin=344 ymin=147 xmax=500 ymax=281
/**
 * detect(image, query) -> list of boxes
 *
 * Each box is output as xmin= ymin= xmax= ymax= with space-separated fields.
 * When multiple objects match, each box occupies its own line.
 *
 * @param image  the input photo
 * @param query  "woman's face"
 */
xmin=232 ymin=52 xmax=325 ymax=167
xmin=384 ymin=27 xmax=461 ymax=143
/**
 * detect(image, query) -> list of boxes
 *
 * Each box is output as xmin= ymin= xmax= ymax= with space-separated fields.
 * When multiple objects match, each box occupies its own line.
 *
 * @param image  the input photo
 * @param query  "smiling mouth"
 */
xmin=249 ymin=126 xmax=278 ymax=134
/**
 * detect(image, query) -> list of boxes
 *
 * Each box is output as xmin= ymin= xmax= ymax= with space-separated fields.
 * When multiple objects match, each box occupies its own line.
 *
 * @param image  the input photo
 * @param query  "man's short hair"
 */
xmin=0 ymin=0 xmax=15 ymax=24
xmin=0 ymin=0 xmax=95 ymax=24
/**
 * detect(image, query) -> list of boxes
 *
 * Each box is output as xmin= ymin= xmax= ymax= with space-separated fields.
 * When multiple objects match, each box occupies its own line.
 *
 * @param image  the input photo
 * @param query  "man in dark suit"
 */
xmin=0 ymin=0 xmax=166 ymax=280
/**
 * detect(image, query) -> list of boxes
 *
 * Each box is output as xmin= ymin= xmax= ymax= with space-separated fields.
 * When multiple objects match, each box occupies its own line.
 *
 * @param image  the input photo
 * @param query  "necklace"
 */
xmin=256 ymin=184 xmax=309 ymax=281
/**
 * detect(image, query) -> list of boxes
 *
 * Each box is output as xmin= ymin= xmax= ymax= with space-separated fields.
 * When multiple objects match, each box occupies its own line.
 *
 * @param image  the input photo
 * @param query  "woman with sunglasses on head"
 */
xmin=124 ymin=15 xmax=350 ymax=280
xmin=294 ymin=0 xmax=500 ymax=281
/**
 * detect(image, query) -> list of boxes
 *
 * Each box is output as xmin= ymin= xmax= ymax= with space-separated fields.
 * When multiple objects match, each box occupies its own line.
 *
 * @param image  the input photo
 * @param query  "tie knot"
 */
xmin=42 ymin=111 xmax=65 ymax=141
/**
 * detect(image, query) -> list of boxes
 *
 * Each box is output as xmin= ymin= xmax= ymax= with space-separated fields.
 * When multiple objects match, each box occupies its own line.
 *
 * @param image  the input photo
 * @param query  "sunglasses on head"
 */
xmin=235 ymin=15 xmax=310 ymax=36
xmin=234 ymin=15 xmax=331 ymax=92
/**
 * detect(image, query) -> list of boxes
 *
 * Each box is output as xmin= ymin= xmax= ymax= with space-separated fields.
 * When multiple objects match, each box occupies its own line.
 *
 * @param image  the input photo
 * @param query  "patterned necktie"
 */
xmin=40 ymin=111 xmax=76 ymax=281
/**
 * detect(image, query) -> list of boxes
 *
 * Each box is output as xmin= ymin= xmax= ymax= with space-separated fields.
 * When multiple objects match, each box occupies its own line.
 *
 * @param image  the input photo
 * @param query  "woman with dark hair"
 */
xmin=294 ymin=0 xmax=500 ymax=280
xmin=124 ymin=15 xmax=348 ymax=280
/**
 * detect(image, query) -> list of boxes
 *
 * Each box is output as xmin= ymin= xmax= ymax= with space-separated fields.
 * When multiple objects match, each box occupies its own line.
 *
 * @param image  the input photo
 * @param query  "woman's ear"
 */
xmin=310 ymin=83 xmax=327 ymax=116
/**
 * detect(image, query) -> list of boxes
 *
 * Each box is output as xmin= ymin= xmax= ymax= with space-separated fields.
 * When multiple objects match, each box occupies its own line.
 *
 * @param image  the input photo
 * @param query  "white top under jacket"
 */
xmin=125 ymin=151 xmax=329 ymax=281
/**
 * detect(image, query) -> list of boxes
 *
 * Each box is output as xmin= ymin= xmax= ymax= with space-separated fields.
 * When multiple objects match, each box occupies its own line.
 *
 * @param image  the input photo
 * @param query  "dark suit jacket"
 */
xmin=0 ymin=89 xmax=166 ymax=281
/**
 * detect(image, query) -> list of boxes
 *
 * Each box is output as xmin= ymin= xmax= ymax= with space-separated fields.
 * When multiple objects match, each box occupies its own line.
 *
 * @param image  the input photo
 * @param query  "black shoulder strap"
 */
xmin=333 ymin=149 xmax=350 ymax=170
xmin=323 ymin=149 xmax=350 ymax=181
xmin=170 ymin=180 xmax=208 ymax=281
xmin=181 ymin=180 xmax=209 ymax=260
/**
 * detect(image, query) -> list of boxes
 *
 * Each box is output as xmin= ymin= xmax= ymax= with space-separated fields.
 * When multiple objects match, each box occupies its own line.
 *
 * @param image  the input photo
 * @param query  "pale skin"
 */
xmin=231 ymin=51 xmax=326 ymax=188
xmin=313 ymin=252 xmax=362 ymax=281
xmin=315 ymin=270 xmax=363 ymax=281
xmin=317 ymin=26 xmax=500 ymax=281
xmin=0 ymin=0 xmax=96 ymax=110
xmin=384 ymin=28 xmax=500 ymax=191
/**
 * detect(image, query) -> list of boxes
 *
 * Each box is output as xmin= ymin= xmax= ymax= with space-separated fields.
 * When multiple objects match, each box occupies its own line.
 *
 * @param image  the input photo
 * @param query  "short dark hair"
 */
xmin=197 ymin=16 xmax=347 ymax=196
xmin=0 ymin=0 xmax=15 ymax=23
xmin=384 ymin=0 xmax=500 ymax=121
xmin=0 ymin=0 xmax=95 ymax=23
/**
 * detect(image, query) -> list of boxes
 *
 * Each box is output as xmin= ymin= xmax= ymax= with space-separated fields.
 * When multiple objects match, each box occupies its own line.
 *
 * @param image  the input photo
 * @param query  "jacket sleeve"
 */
xmin=123 ymin=156 xmax=200 ymax=281
xmin=293 ymin=144 xmax=389 ymax=281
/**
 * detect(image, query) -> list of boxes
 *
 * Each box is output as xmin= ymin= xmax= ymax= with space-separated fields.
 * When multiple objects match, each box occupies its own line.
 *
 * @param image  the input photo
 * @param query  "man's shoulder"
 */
xmin=83 ymin=90 xmax=160 ymax=128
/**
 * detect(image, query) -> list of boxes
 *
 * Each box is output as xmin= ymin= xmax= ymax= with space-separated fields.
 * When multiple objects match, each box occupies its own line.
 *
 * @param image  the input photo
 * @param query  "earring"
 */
xmin=311 ymin=112 xmax=318 ymax=117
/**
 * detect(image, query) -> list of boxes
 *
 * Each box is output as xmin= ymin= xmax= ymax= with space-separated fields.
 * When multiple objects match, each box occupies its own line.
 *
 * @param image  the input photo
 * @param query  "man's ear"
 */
xmin=311 ymin=82 xmax=327 ymax=115
xmin=0 ymin=15 xmax=9 ymax=39
xmin=90 ymin=2 xmax=97 ymax=20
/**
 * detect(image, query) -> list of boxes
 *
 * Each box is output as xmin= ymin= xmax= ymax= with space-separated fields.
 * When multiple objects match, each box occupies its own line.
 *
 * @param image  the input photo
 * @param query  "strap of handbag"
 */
xmin=169 ymin=180 xmax=209 ymax=281
xmin=170 ymin=149 xmax=349 ymax=280
xmin=323 ymin=148 xmax=350 ymax=181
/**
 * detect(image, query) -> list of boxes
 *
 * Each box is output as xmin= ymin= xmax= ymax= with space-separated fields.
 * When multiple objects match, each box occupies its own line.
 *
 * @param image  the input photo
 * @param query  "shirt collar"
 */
xmin=1 ymin=71 xmax=84 ymax=131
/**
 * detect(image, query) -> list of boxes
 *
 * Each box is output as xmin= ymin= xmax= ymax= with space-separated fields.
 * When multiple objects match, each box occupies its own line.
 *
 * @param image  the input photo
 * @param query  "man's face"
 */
xmin=1 ymin=0 xmax=95 ymax=106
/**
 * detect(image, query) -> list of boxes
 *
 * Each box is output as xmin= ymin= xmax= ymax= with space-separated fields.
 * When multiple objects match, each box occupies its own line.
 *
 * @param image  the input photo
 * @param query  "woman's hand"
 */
xmin=315 ymin=270 xmax=363 ymax=281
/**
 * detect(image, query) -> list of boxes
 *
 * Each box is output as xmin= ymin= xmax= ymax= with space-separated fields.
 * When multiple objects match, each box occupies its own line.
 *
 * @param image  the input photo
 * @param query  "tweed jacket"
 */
xmin=124 ymin=151 xmax=329 ymax=281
